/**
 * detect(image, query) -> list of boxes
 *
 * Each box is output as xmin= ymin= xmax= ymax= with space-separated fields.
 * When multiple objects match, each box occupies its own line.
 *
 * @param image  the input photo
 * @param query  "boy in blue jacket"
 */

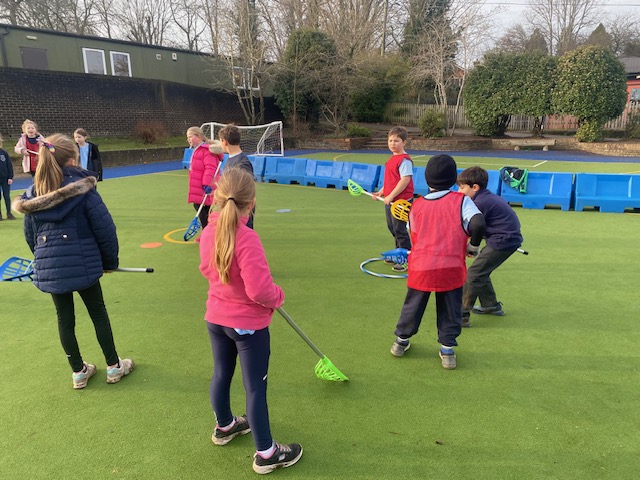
xmin=457 ymin=167 xmax=523 ymax=327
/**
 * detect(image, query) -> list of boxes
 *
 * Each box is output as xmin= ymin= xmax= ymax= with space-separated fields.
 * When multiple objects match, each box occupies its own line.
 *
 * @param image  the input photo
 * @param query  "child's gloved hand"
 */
xmin=466 ymin=244 xmax=479 ymax=258
xmin=202 ymin=185 xmax=213 ymax=195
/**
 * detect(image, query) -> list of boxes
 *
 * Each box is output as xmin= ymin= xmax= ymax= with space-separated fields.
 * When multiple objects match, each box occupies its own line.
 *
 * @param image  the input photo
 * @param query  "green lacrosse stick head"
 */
xmin=314 ymin=356 xmax=349 ymax=382
xmin=347 ymin=179 xmax=365 ymax=197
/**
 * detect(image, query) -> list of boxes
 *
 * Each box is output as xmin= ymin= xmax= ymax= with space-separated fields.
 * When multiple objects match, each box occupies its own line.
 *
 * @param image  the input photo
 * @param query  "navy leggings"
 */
xmin=207 ymin=323 xmax=272 ymax=451
xmin=0 ymin=179 xmax=10 ymax=215
xmin=394 ymin=286 xmax=463 ymax=347
xmin=50 ymin=280 xmax=119 ymax=372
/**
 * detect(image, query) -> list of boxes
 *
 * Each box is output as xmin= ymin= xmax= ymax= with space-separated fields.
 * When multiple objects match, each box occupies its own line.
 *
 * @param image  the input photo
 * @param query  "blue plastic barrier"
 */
xmin=499 ymin=171 xmax=574 ymax=211
xmin=303 ymin=160 xmax=344 ymax=188
xmin=376 ymin=166 xmax=385 ymax=191
xmin=451 ymin=168 xmax=501 ymax=195
xmin=412 ymin=166 xmax=428 ymax=195
xmin=339 ymin=163 xmax=381 ymax=191
xmin=247 ymin=155 xmax=267 ymax=182
xmin=574 ymin=173 xmax=640 ymax=213
xmin=181 ymin=147 xmax=194 ymax=169
xmin=263 ymin=157 xmax=307 ymax=184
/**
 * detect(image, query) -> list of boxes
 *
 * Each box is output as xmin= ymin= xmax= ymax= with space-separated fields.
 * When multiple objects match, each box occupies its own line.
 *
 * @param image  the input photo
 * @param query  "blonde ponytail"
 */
xmin=211 ymin=167 xmax=256 ymax=284
xmin=34 ymin=134 xmax=78 ymax=196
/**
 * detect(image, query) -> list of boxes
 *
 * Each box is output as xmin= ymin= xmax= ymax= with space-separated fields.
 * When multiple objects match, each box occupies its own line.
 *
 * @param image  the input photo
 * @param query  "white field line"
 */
xmin=532 ymin=160 xmax=548 ymax=168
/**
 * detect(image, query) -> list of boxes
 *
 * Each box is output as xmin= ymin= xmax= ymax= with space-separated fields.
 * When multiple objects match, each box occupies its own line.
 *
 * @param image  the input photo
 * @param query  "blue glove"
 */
xmin=202 ymin=185 xmax=213 ymax=195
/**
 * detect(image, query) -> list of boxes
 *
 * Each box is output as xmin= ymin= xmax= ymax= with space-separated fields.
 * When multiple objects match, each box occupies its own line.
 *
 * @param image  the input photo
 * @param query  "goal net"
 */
xmin=200 ymin=121 xmax=284 ymax=156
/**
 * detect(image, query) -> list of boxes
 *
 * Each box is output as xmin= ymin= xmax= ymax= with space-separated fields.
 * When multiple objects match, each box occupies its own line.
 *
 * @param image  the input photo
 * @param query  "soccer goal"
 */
xmin=200 ymin=121 xmax=284 ymax=156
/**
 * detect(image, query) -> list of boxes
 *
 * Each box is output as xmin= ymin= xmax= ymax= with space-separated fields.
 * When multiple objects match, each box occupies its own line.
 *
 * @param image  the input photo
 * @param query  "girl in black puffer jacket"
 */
xmin=12 ymin=134 xmax=134 ymax=389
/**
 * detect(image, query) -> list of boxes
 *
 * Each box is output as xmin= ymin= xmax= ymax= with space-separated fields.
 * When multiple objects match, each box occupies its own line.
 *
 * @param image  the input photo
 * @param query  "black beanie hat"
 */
xmin=426 ymin=154 xmax=458 ymax=190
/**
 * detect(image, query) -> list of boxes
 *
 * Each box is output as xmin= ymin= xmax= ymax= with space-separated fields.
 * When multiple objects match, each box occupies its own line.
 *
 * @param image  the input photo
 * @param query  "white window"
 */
xmin=233 ymin=66 xmax=260 ymax=91
xmin=110 ymin=51 xmax=131 ymax=77
xmin=82 ymin=48 xmax=107 ymax=75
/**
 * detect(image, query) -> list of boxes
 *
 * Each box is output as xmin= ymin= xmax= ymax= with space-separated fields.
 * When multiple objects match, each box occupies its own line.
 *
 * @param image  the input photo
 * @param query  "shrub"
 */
xmin=624 ymin=110 xmax=640 ymax=139
xmin=134 ymin=121 xmax=169 ymax=144
xmin=345 ymin=123 xmax=372 ymax=138
xmin=575 ymin=119 xmax=604 ymax=142
xmin=418 ymin=110 xmax=445 ymax=138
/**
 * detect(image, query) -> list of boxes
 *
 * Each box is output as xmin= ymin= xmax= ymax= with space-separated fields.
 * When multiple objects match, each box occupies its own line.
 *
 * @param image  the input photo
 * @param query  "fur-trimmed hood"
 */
xmin=13 ymin=175 xmax=97 ymax=222
xmin=208 ymin=140 xmax=224 ymax=155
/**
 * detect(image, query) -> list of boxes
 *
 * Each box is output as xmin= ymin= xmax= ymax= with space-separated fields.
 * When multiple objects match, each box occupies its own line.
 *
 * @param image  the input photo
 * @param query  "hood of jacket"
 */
xmin=13 ymin=168 xmax=96 ymax=222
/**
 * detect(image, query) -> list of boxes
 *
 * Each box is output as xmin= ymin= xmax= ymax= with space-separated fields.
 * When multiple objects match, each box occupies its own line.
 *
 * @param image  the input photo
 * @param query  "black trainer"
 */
xmin=253 ymin=442 xmax=303 ymax=474
xmin=471 ymin=302 xmax=505 ymax=316
xmin=212 ymin=415 xmax=251 ymax=445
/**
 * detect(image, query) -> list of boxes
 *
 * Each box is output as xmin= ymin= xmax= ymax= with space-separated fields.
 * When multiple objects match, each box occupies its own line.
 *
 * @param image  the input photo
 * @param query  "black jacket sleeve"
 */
xmin=468 ymin=213 xmax=486 ymax=247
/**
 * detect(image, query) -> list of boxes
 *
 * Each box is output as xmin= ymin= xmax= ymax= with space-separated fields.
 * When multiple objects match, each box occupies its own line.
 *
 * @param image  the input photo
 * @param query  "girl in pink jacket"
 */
xmin=14 ymin=119 xmax=45 ymax=176
xmin=199 ymin=167 xmax=303 ymax=475
xmin=186 ymin=126 xmax=222 ymax=230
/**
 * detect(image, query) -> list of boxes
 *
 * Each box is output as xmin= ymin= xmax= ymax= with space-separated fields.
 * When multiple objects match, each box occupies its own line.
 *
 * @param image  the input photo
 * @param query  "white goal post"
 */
xmin=200 ymin=121 xmax=284 ymax=156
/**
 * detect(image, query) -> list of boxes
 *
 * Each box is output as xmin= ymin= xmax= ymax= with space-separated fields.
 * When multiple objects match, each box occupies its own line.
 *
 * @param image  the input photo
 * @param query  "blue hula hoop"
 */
xmin=359 ymin=258 xmax=408 ymax=279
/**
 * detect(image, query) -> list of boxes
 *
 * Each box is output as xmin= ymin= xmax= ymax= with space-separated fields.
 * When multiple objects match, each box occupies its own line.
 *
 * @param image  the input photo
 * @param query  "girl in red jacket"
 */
xmin=199 ymin=167 xmax=303 ymax=475
xmin=186 ymin=126 xmax=222 ymax=230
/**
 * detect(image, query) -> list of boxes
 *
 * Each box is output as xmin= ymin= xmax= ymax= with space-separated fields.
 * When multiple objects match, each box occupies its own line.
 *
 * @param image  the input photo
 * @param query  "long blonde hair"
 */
xmin=212 ymin=167 xmax=256 ymax=284
xmin=34 ymin=134 xmax=78 ymax=196
xmin=186 ymin=126 xmax=211 ymax=144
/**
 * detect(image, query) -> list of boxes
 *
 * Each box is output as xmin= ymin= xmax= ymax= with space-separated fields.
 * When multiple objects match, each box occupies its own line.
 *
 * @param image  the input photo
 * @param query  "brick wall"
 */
xmin=0 ymin=67 xmax=282 ymax=139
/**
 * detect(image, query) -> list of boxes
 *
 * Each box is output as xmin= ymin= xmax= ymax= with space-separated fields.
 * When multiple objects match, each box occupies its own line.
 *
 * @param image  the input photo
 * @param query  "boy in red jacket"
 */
xmin=390 ymin=155 xmax=485 ymax=369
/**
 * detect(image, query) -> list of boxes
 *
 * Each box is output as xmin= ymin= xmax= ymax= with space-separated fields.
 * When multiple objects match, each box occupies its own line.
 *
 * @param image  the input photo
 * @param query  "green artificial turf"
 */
xmin=1 ymin=167 xmax=639 ymax=479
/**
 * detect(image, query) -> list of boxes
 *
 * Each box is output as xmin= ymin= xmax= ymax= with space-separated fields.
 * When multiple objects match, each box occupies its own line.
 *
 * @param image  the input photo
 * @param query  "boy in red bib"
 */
xmin=374 ymin=126 xmax=414 ymax=272
xmin=390 ymin=155 xmax=485 ymax=369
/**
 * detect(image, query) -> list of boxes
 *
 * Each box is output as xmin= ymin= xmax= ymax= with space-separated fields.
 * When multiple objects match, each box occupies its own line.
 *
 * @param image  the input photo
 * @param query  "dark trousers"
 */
xmin=207 ymin=323 xmax=272 ymax=451
xmin=394 ymin=286 xmax=463 ymax=347
xmin=50 ymin=280 xmax=119 ymax=372
xmin=385 ymin=204 xmax=411 ymax=250
xmin=462 ymin=245 xmax=517 ymax=314
xmin=0 ymin=179 xmax=10 ymax=214
xmin=193 ymin=203 xmax=212 ymax=229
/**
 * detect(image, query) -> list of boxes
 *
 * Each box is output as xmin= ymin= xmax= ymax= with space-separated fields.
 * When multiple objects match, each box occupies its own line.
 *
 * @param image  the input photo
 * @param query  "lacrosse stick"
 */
xmin=114 ymin=268 xmax=155 ymax=273
xmin=389 ymin=199 xmax=411 ymax=222
xmin=347 ymin=179 xmax=381 ymax=201
xmin=183 ymin=161 xmax=222 ymax=241
xmin=184 ymin=195 xmax=207 ymax=241
xmin=276 ymin=307 xmax=348 ymax=382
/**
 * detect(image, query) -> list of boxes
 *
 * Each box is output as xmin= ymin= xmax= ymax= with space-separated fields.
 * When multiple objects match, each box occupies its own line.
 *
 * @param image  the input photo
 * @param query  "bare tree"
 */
xmin=526 ymin=0 xmax=601 ymax=55
xmin=0 ymin=0 xmax=27 ymax=25
xmin=170 ymin=0 xmax=206 ymax=51
xmin=408 ymin=0 xmax=496 ymax=135
xmin=318 ymin=0 xmax=386 ymax=58
xmin=211 ymin=0 xmax=271 ymax=124
xmin=1 ymin=0 xmax=102 ymax=34
xmin=112 ymin=0 xmax=173 ymax=45
xmin=605 ymin=12 xmax=640 ymax=57
xmin=201 ymin=0 xmax=222 ymax=55
xmin=493 ymin=24 xmax=531 ymax=53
